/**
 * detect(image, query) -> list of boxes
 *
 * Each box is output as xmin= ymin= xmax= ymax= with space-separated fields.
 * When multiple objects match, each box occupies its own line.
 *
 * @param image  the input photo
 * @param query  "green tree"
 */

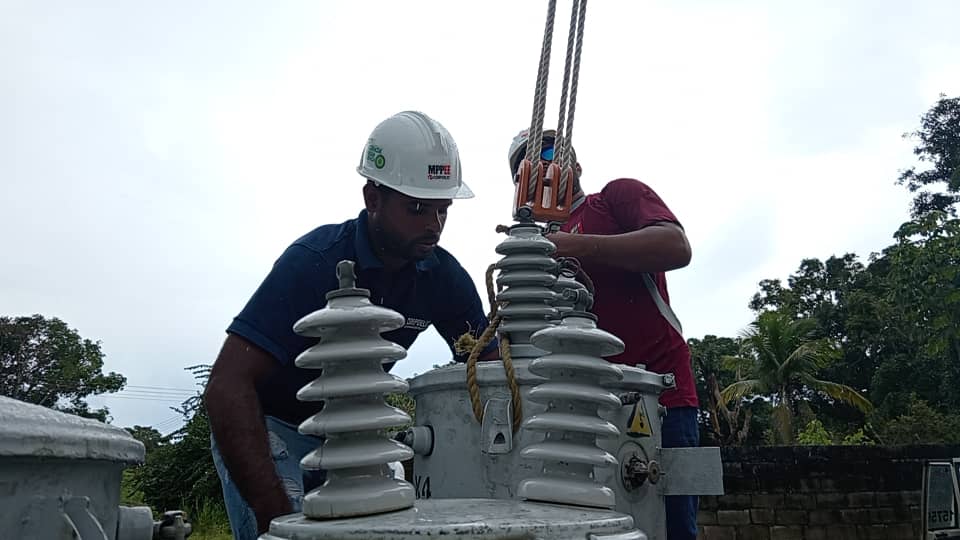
xmin=840 ymin=429 xmax=874 ymax=446
xmin=749 ymin=254 xmax=876 ymax=396
xmin=0 ymin=314 xmax=125 ymax=421
xmin=897 ymin=94 xmax=960 ymax=217
xmin=796 ymin=419 xmax=833 ymax=446
xmin=873 ymin=396 xmax=960 ymax=445
xmin=126 ymin=425 xmax=166 ymax=454
xmin=861 ymin=93 xmax=960 ymax=418
xmin=868 ymin=210 xmax=960 ymax=414
xmin=739 ymin=95 xmax=960 ymax=443
xmin=720 ymin=311 xmax=873 ymax=444
xmin=749 ymin=255 xmax=865 ymax=328
xmin=689 ymin=335 xmax=758 ymax=446
xmin=122 ymin=426 xmax=165 ymax=507
xmin=128 ymin=365 xmax=223 ymax=515
xmin=747 ymin=253 xmax=895 ymax=437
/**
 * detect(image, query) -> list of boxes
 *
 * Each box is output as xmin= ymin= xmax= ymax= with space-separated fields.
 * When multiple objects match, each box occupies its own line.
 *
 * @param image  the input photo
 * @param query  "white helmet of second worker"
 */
xmin=507 ymin=128 xmax=578 ymax=178
xmin=357 ymin=111 xmax=474 ymax=199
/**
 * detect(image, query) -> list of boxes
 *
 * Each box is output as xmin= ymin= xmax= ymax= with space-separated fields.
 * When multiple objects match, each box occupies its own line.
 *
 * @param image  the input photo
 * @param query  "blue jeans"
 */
xmin=210 ymin=416 xmax=326 ymax=540
xmin=662 ymin=406 xmax=700 ymax=540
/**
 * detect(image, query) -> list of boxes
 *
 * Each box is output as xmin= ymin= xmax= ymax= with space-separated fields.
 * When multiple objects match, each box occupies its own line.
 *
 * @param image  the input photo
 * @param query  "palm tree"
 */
xmin=720 ymin=311 xmax=873 ymax=444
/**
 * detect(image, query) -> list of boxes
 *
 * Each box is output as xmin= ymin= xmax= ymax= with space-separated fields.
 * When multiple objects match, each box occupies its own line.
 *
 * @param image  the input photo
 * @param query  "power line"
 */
xmin=149 ymin=419 xmax=180 ymax=430
xmin=121 ymin=389 xmax=196 ymax=396
xmin=94 ymin=394 xmax=187 ymax=402
xmin=90 ymin=387 xmax=200 ymax=401
xmin=151 ymin=417 xmax=183 ymax=431
xmin=112 ymin=390 xmax=196 ymax=398
xmin=125 ymin=385 xmax=199 ymax=393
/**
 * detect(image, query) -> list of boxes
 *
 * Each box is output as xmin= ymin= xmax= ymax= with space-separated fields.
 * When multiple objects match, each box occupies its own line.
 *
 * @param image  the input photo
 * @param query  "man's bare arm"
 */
xmin=547 ymin=222 xmax=692 ymax=273
xmin=204 ymin=334 xmax=292 ymax=534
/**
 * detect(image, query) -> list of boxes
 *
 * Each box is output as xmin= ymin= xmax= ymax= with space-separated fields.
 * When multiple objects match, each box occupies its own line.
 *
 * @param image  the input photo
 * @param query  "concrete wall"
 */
xmin=697 ymin=445 xmax=960 ymax=540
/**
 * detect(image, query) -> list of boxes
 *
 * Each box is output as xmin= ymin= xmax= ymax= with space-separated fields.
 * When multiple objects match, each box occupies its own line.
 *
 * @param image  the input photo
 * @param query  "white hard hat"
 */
xmin=507 ymin=128 xmax=577 ymax=177
xmin=357 ymin=111 xmax=474 ymax=199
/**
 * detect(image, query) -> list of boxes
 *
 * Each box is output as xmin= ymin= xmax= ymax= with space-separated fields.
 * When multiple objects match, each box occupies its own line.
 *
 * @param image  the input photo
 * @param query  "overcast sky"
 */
xmin=3 ymin=1 xmax=959 ymax=434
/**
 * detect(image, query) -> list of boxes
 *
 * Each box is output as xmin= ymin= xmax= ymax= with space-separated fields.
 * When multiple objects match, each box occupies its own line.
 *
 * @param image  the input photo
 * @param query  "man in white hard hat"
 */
xmin=508 ymin=129 xmax=700 ymax=540
xmin=205 ymin=111 xmax=498 ymax=540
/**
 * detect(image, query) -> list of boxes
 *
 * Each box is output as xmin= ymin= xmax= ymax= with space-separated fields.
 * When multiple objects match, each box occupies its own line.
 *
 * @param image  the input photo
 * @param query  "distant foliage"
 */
xmin=0 ymin=314 xmax=125 ymax=421
xmin=897 ymin=94 xmax=960 ymax=217
xmin=696 ymin=95 xmax=960 ymax=446
xmin=126 ymin=365 xmax=222 ymax=516
xmin=797 ymin=420 xmax=833 ymax=446
xmin=872 ymin=397 xmax=960 ymax=445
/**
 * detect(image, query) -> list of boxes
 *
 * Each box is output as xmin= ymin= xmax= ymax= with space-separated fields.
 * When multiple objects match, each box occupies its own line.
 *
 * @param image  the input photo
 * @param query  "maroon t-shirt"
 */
xmin=560 ymin=178 xmax=698 ymax=408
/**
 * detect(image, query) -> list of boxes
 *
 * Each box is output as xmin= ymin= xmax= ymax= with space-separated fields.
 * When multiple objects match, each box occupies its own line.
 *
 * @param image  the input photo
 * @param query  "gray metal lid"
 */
xmin=408 ymin=359 xmax=545 ymax=396
xmin=408 ymin=360 xmax=669 ymax=396
xmin=0 ymin=396 xmax=145 ymax=463
xmin=263 ymin=499 xmax=643 ymax=540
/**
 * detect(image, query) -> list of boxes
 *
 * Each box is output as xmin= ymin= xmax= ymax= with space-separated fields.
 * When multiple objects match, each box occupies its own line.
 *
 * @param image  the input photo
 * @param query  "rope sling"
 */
xmin=460 ymin=0 xmax=591 ymax=434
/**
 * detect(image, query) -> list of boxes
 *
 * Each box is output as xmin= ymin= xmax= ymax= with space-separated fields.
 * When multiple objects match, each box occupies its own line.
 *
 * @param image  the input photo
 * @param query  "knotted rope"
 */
xmin=458 ymin=226 xmax=523 ymax=434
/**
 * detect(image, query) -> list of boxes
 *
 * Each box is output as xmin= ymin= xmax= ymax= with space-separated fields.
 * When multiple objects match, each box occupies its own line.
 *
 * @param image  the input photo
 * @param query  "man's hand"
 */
xmin=546 ymin=231 xmax=591 ymax=259
xmin=254 ymin=499 xmax=294 ymax=535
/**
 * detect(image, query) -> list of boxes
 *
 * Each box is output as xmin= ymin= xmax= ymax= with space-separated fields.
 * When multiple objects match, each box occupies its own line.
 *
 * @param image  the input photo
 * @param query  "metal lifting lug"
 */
xmin=512 ymin=160 xmax=537 ymax=222
xmin=618 ymin=391 xmax=643 ymax=406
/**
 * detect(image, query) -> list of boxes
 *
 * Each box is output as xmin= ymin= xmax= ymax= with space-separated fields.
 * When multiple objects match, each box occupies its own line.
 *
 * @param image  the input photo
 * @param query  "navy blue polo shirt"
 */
xmin=227 ymin=210 xmax=497 ymax=425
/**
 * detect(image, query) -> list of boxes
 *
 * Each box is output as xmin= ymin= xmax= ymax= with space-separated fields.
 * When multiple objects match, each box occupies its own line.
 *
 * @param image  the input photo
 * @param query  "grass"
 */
xmin=190 ymin=529 xmax=233 ymax=540
xmin=187 ymin=500 xmax=233 ymax=540
xmin=120 ymin=470 xmax=233 ymax=539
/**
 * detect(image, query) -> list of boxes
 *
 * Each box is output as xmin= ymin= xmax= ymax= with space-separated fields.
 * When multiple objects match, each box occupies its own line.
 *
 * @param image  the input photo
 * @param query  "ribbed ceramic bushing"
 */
xmin=292 ymin=260 xmax=414 ymax=519
xmin=494 ymin=222 xmax=559 ymax=358
xmin=518 ymin=289 xmax=626 ymax=509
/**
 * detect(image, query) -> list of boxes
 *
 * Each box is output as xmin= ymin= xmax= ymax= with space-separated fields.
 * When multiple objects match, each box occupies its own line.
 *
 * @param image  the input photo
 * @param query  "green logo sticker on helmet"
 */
xmin=366 ymin=143 xmax=385 ymax=169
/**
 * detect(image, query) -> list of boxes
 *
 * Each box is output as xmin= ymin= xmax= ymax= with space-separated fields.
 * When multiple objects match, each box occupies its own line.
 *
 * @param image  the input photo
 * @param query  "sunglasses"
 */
xmin=513 ymin=144 xmax=556 ymax=174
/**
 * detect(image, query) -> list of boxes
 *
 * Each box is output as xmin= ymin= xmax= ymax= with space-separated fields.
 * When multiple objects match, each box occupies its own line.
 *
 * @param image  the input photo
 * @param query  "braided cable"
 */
xmin=553 ymin=0 xmax=580 ymax=167
xmin=526 ymin=0 xmax=558 ymax=201
xmin=558 ymin=0 xmax=588 ymax=198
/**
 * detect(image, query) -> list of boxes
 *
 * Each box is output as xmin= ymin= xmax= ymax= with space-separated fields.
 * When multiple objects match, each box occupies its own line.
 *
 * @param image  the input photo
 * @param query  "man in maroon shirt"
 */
xmin=508 ymin=129 xmax=700 ymax=540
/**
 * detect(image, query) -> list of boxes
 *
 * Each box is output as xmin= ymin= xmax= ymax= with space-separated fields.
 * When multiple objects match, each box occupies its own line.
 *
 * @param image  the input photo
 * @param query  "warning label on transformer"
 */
xmin=626 ymin=400 xmax=653 ymax=438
